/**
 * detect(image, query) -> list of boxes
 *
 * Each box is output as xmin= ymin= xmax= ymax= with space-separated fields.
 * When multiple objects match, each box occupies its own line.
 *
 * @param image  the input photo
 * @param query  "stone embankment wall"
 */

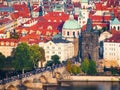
xmin=71 ymin=76 xmax=120 ymax=82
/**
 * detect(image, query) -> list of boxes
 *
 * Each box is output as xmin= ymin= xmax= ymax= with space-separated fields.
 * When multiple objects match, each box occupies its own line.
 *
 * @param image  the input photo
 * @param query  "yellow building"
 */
xmin=0 ymin=39 xmax=18 ymax=57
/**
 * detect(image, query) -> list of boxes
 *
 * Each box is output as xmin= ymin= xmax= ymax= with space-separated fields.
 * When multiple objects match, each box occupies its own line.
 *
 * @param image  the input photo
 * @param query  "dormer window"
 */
xmin=59 ymin=13 xmax=62 ymax=16
xmin=60 ymin=20 xmax=62 ymax=22
xmin=54 ymin=20 xmax=56 ymax=22
xmin=11 ymin=42 xmax=14 ymax=46
xmin=47 ymin=26 xmax=52 ymax=30
xmin=48 ymin=20 xmax=51 ymax=22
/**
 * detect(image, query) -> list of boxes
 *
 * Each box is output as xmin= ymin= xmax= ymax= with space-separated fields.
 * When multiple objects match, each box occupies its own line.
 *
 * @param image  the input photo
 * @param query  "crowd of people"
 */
xmin=0 ymin=61 xmax=67 ymax=85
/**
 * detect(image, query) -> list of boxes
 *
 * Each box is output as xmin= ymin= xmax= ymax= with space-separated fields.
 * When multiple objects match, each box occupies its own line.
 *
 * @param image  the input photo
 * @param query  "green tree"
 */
xmin=71 ymin=65 xmax=81 ymax=75
xmin=66 ymin=60 xmax=72 ymax=73
xmin=0 ymin=53 xmax=5 ymax=70
xmin=45 ymin=61 xmax=53 ymax=67
xmin=81 ymin=58 xmax=89 ymax=74
xmin=51 ymin=55 xmax=60 ymax=65
xmin=88 ymin=60 xmax=97 ymax=75
xmin=110 ymin=66 xmax=117 ymax=75
xmin=30 ymin=44 xmax=41 ymax=68
xmin=12 ymin=42 xmax=33 ymax=73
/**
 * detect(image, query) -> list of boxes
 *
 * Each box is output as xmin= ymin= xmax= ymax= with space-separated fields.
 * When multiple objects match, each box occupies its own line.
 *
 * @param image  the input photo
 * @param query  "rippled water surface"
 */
xmin=45 ymin=82 xmax=120 ymax=90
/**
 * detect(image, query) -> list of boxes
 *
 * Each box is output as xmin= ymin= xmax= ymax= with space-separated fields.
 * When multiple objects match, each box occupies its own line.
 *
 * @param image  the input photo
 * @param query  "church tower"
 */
xmin=81 ymin=0 xmax=88 ymax=9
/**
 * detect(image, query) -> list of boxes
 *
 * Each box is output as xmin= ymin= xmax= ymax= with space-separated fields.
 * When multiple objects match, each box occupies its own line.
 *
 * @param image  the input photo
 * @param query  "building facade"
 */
xmin=0 ymin=39 xmax=18 ymax=57
xmin=103 ymin=35 xmax=120 ymax=66
xmin=39 ymin=38 xmax=74 ymax=66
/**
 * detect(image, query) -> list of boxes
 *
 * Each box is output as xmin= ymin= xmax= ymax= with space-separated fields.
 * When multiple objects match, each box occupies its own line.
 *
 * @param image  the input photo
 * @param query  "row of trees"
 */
xmin=0 ymin=42 xmax=46 ymax=74
xmin=81 ymin=58 xmax=97 ymax=75
xmin=66 ymin=58 xmax=97 ymax=75
xmin=66 ymin=60 xmax=81 ymax=75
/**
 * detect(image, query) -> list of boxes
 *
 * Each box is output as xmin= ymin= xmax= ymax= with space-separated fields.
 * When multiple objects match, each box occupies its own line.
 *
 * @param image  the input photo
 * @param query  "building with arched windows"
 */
xmin=110 ymin=18 xmax=120 ymax=31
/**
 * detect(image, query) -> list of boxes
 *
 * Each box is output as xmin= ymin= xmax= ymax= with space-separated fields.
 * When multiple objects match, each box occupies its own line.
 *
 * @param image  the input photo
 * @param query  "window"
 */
xmin=6 ymin=42 xmax=9 ymax=46
xmin=58 ymin=52 xmax=61 ymax=54
xmin=73 ymin=32 xmax=75 ymax=37
xmin=118 ymin=26 xmax=120 ymax=30
xmin=58 ymin=47 xmax=61 ymax=49
xmin=67 ymin=32 xmax=69 ymax=36
xmin=54 ymin=20 xmax=56 ymax=22
xmin=47 ymin=26 xmax=52 ymax=30
xmin=114 ymin=26 xmax=116 ymax=30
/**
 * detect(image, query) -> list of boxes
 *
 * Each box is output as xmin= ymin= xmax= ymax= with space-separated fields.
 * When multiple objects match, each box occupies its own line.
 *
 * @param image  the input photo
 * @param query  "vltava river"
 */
xmin=46 ymin=82 xmax=120 ymax=90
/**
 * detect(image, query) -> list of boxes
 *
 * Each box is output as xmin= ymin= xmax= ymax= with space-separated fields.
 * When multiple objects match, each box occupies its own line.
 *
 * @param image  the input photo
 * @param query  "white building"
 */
xmin=78 ymin=0 xmax=89 ymax=28
xmin=39 ymin=38 xmax=74 ymax=66
xmin=103 ymin=35 xmax=120 ymax=66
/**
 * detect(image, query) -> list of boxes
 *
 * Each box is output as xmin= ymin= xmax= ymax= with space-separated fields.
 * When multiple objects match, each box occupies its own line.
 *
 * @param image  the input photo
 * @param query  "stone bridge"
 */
xmin=0 ymin=66 xmax=67 ymax=90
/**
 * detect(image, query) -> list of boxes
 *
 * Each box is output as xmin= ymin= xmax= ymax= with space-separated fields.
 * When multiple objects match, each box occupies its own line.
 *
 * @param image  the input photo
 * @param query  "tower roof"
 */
xmin=78 ymin=10 xmax=83 ymax=18
xmin=110 ymin=18 xmax=120 ymax=25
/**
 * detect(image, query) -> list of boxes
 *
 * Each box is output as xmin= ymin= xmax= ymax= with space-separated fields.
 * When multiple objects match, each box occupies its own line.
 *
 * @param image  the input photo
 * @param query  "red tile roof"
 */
xmin=105 ymin=34 xmax=120 ymax=43
xmin=0 ymin=18 xmax=12 ymax=25
xmin=81 ymin=23 xmax=108 ymax=31
xmin=43 ymin=12 xmax=69 ymax=22
xmin=12 ymin=3 xmax=30 ymax=18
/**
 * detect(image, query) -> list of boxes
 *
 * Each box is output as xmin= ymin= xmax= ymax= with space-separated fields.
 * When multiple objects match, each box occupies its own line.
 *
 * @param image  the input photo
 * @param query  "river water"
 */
xmin=45 ymin=82 xmax=120 ymax=90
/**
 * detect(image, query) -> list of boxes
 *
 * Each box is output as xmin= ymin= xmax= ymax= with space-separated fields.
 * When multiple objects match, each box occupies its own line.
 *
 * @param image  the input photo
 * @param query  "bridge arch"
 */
xmin=6 ymin=84 xmax=17 ymax=90
xmin=23 ymin=80 xmax=32 ymax=88
xmin=39 ymin=75 xmax=48 ymax=83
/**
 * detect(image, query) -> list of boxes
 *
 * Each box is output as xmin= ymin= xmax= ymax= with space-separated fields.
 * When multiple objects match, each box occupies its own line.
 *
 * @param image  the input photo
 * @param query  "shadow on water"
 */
xmin=45 ymin=82 xmax=120 ymax=90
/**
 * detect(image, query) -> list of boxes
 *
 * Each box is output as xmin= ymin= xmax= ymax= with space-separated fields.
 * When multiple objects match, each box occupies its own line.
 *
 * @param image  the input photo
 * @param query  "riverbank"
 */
xmin=59 ymin=76 xmax=120 ymax=82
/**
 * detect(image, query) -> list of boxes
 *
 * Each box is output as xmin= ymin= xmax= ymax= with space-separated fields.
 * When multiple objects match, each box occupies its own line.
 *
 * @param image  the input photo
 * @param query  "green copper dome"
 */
xmin=63 ymin=14 xmax=80 ymax=30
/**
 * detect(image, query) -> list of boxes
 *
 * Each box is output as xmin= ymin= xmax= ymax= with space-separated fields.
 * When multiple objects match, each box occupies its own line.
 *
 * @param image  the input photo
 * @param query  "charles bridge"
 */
xmin=0 ymin=62 xmax=72 ymax=90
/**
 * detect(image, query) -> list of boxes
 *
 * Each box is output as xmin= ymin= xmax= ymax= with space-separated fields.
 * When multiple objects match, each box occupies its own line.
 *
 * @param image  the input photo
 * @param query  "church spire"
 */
xmin=69 ymin=12 xmax=74 ymax=20
xmin=78 ymin=9 xmax=83 ymax=18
